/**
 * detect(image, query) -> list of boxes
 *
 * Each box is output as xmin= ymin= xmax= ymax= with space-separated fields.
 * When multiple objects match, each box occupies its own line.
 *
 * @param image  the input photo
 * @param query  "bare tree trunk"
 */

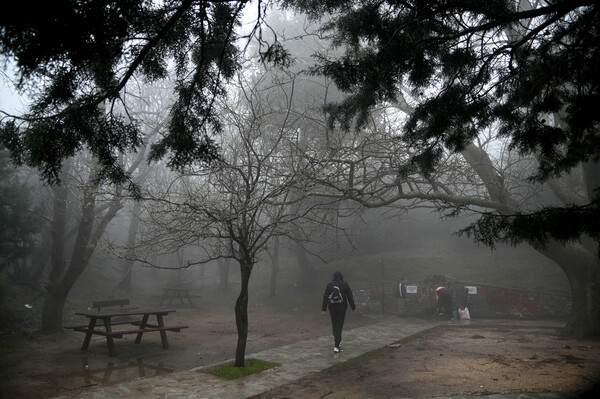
xmin=267 ymin=238 xmax=280 ymax=297
xmin=293 ymin=243 xmax=317 ymax=291
xmin=234 ymin=256 xmax=252 ymax=367
xmin=114 ymin=200 xmax=141 ymax=296
xmin=27 ymin=227 xmax=52 ymax=292
xmin=41 ymin=286 xmax=70 ymax=333
xmin=218 ymin=257 xmax=231 ymax=290
xmin=42 ymin=179 xmax=98 ymax=332
xmin=539 ymin=244 xmax=600 ymax=338
xmin=582 ymin=162 xmax=600 ymax=201
xmin=40 ymin=173 xmax=69 ymax=332
xmin=566 ymin=161 xmax=600 ymax=337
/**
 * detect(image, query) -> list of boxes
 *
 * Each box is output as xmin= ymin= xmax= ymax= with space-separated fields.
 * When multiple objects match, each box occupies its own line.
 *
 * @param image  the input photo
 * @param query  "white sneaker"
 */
xmin=334 ymin=346 xmax=342 ymax=353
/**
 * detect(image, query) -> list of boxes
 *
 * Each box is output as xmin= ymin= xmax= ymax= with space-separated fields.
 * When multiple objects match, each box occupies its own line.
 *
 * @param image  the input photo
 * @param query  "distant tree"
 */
xmin=0 ymin=150 xmax=43 ymax=282
xmin=110 ymin=81 xmax=172 ymax=296
xmin=254 ymin=8 xmax=357 ymax=288
xmin=217 ymin=257 xmax=232 ymax=291
xmin=266 ymin=237 xmax=280 ymax=297
xmin=284 ymin=0 xmax=600 ymax=337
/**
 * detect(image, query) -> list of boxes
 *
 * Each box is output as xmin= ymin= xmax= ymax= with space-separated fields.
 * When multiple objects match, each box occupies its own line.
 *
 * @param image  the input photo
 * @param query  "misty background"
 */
xmin=0 ymin=3 xmax=574 ymax=334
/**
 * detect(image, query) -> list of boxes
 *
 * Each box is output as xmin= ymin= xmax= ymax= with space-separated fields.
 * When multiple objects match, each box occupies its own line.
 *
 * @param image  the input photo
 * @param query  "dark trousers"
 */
xmin=329 ymin=307 xmax=346 ymax=347
xmin=437 ymin=295 xmax=452 ymax=318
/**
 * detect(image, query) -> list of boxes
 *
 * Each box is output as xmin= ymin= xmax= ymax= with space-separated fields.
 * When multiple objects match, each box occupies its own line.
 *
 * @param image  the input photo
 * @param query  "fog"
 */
xmin=4 ymin=4 xmax=600 ymax=399
xmin=1 ymin=142 xmax=569 ymax=320
xmin=0 ymin=2 xmax=576 ymax=337
xmin=63 ymin=204 xmax=567 ymax=309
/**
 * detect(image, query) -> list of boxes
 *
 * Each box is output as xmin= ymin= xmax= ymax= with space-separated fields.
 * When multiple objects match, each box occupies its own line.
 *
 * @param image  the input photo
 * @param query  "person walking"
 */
xmin=322 ymin=271 xmax=356 ymax=353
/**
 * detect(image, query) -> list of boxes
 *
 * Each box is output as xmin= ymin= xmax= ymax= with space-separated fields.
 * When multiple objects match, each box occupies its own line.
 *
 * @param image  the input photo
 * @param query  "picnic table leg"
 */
xmin=135 ymin=313 xmax=150 ymax=344
xmin=81 ymin=317 xmax=97 ymax=351
xmin=103 ymin=318 xmax=117 ymax=357
xmin=156 ymin=314 xmax=169 ymax=349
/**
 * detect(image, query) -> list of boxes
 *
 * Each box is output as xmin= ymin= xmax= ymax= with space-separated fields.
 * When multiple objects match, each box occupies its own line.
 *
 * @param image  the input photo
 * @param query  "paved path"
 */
xmin=51 ymin=317 xmax=580 ymax=399
xmin=52 ymin=317 xmax=438 ymax=398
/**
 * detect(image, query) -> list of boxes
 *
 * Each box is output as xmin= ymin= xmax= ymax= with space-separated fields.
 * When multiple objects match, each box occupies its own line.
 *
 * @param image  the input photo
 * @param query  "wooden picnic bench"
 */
xmin=159 ymin=282 xmax=201 ymax=307
xmin=66 ymin=304 xmax=188 ymax=356
xmin=91 ymin=298 xmax=136 ymax=312
xmin=64 ymin=299 xmax=137 ymax=331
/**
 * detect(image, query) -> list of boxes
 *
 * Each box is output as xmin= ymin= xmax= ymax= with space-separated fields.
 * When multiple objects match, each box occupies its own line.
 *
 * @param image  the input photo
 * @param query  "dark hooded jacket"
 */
xmin=322 ymin=271 xmax=356 ymax=312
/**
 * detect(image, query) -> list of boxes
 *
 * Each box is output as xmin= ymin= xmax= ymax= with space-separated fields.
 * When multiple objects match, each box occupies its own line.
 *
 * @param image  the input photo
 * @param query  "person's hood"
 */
xmin=333 ymin=271 xmax=343 ymax=281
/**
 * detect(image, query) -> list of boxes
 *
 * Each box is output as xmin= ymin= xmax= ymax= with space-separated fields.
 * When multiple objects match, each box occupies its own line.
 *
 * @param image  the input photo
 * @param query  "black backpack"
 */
xmin=329 ymin=281 xmax=343 ymax=304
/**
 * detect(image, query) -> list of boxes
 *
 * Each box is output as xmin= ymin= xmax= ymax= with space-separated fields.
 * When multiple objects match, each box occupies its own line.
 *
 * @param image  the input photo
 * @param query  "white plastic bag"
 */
xmin=458 ymin=307 xmax=470 ymax=320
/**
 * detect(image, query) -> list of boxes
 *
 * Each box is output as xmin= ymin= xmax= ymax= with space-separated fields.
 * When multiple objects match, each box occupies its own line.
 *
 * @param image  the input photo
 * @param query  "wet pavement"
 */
xmin=50 ymin=317 xmax=583 ymax=399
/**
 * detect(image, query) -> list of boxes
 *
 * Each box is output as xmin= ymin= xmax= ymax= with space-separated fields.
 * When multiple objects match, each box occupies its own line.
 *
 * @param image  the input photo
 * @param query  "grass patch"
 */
xmin=205 ymin=358 xmax=279 ymax=379
xmin=471 ymin=334 xmax=486 ymax=339
xmin=0 ymin=337 xmax=28 ymax=350
xmin=118 ymin=353 xmax=131 ymax=361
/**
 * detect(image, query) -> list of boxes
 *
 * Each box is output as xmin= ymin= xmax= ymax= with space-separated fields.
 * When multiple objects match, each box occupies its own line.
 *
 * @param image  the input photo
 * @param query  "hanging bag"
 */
xmin=458 ymin=307 xmax=471 ymax=320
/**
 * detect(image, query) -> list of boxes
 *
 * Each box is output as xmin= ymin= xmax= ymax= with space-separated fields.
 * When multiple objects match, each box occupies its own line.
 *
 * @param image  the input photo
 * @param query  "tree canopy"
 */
xmin=4 ymin=0 xmax=597 ymax=247
xmin=0 ymin=0 xmax=250 ymax=185
xmin=283 ymin=0 xmax=600 ymax=249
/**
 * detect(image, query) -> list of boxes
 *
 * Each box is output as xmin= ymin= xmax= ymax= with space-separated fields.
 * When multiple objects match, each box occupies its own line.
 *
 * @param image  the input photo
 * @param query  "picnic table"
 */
xmin=71 ymin=308 xmax=187 ymax=356
xmin=159 ymin=282 xmax=200 ymax=307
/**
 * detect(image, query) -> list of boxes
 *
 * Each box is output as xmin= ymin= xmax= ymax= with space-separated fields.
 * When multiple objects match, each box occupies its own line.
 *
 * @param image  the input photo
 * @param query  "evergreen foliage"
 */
xmin=285 ymin=0 xmax=600 ymax=247
xmin=459 ymin=201 xmax=600 ymax=251
xmin=0 ymin=0 xmax=250 ymax=185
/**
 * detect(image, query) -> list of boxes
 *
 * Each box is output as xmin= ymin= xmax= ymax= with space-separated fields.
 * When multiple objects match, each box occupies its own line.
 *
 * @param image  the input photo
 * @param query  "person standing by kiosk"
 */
xmin=436 ymin=281 xmax=454 ymax=320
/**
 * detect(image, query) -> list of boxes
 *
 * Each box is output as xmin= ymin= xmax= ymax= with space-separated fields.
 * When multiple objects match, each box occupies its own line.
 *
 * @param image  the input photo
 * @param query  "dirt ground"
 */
xmin=250 ymin=321 xmax=600 ymax=399
xmin=1 ymin=293 xmax=600 ymax=399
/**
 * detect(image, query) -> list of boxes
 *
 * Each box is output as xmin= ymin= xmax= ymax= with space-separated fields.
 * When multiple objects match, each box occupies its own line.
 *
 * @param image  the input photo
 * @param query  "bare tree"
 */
xmin=111 ymin=81 xmax=174 ymax=295
xmin=131 ymin=67 xmax=342 ymax=366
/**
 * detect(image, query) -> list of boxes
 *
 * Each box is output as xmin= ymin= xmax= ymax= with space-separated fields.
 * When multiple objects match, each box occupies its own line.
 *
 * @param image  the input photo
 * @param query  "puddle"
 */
xmin=79 ymin=356 xmax=174 ymax=385
xmin=3 ymin=356 xmax=174 ymax=398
